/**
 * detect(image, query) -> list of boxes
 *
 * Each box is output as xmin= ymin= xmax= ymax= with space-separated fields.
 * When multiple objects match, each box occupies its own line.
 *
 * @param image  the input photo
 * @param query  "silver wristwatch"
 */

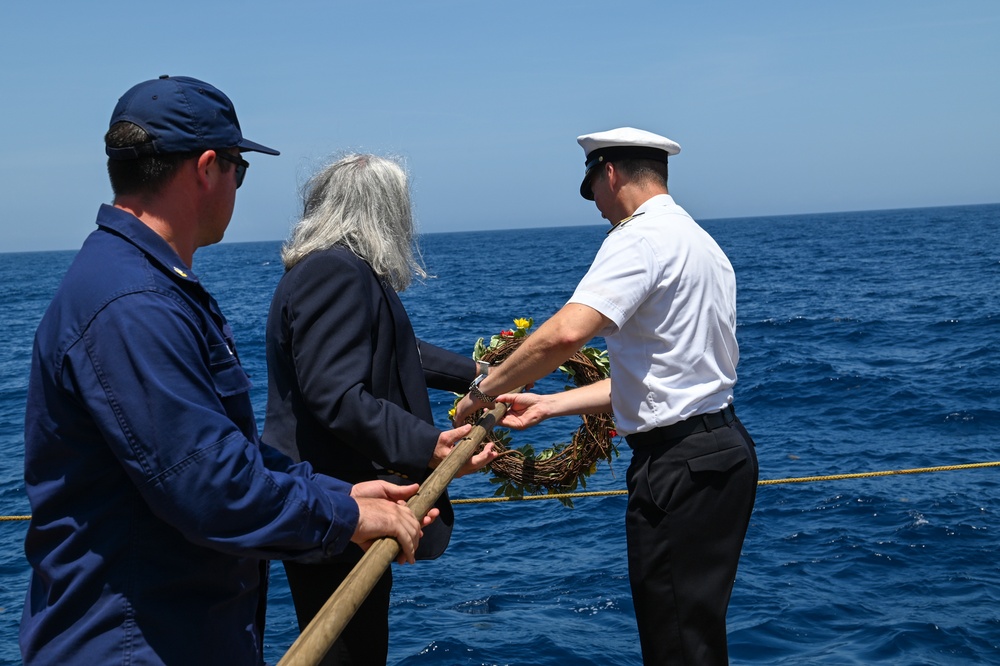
xmin=468 ymin=373 xmax=497 ymax=404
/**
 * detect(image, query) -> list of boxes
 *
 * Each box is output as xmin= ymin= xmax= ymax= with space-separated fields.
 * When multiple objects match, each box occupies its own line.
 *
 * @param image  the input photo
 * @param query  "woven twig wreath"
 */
xmin=465 ymin=331 xmax=619 ymax=502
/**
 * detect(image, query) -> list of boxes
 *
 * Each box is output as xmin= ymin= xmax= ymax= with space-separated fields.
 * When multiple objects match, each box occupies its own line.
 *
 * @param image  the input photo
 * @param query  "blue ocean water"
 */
xmin=1 ymin=203 xmax=998 ymax=664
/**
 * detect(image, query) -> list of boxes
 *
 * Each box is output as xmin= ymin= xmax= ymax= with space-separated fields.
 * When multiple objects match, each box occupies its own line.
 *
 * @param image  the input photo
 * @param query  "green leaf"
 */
xmin=473 ymin=337 xmax=487 ymax=360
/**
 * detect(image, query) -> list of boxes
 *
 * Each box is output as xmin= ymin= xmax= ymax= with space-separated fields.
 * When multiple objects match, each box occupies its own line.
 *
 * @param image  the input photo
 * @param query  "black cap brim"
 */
xmin=238 ymin=138 xmax=280 ymax=156
xmin=580 ymin=167 xmax=597 ymax=200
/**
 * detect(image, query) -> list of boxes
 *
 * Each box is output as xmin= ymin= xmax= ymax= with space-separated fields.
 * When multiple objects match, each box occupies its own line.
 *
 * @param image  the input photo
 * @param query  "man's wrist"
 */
xmin=468 ymin=373 xmax=497 ymax=403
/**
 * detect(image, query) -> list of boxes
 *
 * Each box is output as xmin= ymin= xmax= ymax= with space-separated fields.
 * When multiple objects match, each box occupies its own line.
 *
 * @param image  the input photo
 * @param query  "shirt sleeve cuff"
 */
xmin=309 ymin=472 xmax=360 ymax=557
xmin=567 ymin=292 xmax=624 ymax=334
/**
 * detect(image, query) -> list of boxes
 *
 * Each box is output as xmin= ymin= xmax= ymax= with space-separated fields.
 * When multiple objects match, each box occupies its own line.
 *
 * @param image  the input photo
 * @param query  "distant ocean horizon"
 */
xmin=6 ymin=201 xmax=998 ymax=255
xmin=1 ymin=202 xmax=998 ymax=664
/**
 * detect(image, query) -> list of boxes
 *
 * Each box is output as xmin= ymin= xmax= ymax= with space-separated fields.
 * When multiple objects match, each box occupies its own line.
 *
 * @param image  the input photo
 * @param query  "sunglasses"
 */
xmin=215 ymin=151 xmax=250 ymax=189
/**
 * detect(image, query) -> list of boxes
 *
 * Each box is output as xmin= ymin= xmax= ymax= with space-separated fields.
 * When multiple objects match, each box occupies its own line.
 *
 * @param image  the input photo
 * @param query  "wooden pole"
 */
xmin=277 ymin=398 xmax=514 ymax=666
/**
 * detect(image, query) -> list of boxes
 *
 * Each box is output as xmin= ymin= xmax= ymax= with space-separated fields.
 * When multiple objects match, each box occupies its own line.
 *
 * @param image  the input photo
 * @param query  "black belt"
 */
xmin=626 ymin=404 xmax=737 ymax=448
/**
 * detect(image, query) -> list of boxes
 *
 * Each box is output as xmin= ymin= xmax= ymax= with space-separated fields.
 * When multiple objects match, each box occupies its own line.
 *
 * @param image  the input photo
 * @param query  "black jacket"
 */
xmin=262 ymin=246 xmax=475 ymax=560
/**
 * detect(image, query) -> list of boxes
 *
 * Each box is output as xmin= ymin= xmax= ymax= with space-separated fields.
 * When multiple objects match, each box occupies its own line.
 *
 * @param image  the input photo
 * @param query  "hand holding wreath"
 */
xmin=451 ymin=318 xmax=619 ymax=505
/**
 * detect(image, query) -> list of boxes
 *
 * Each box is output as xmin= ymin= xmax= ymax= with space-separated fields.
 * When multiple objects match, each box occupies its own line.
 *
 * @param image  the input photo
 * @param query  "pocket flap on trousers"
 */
xmin=688 ymin=445 xmax=748 ymax=474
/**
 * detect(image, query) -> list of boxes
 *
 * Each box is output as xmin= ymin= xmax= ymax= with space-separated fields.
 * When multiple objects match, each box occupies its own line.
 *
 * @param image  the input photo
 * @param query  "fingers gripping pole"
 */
xmin=278 ymin=396 xmax=516 ymax=666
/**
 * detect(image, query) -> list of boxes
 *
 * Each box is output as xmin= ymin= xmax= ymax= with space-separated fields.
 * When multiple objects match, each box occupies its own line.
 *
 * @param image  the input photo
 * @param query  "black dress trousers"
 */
xmin=625 ymin=417 xmax=758 ymax=665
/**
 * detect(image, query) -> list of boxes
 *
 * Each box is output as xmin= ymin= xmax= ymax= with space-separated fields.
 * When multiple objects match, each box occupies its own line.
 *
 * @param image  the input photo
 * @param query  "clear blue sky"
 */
xmin=1 ymin=1 xmax=997 ymax=253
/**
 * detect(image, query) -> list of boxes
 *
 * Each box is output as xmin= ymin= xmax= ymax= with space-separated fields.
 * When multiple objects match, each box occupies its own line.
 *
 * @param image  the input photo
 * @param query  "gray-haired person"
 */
xmin=262 ymin=154 xmax=497 ymax=664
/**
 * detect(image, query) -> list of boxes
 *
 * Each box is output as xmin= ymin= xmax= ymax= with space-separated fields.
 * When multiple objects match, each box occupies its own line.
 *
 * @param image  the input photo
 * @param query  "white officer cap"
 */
xmin=576 ymin=127 xmax=681 ymax=200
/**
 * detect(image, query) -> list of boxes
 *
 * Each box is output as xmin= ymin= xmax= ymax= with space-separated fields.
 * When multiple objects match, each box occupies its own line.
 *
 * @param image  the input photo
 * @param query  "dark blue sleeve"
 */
xmin=416 ymin=339 xmax=477 ymax=393
xmin=75 ymin=291 xmax=359 ymax=561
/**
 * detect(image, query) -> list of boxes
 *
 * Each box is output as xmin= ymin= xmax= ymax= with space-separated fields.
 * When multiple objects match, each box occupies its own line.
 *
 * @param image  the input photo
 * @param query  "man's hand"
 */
xmin=498 ymin=380 xmax=611 ymax=430
xmin=350 ymin=481 xmax=440 ymax=564
xmin=496 ymin=392 xmax=552 ymax=430
xmin=429 ymin=424 xmax=498 ymax=477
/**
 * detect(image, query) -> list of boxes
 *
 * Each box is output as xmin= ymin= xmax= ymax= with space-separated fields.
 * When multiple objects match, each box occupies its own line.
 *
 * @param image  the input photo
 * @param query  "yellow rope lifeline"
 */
xmin=451 ymin=460 xmax=1000 ymax=505
xmin=756 ymin=461 xmax=1000 ymax=486
xmin=2 ymin=462 xmax=999 ymax=516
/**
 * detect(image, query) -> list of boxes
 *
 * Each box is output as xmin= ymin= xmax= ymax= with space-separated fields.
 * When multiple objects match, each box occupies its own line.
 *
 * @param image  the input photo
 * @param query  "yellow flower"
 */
xmin=513 ymin=317 xmax=531 ymax=330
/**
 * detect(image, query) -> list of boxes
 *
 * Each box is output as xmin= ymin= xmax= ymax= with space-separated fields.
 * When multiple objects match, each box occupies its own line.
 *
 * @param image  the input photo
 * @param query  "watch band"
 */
xmin=468 ymin=373 xmax=497 ymax=403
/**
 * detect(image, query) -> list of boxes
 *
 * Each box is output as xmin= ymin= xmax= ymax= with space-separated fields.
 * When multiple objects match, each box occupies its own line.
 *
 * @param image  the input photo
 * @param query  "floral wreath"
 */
xmin=451 ymin=318 xmax=619 ymax=506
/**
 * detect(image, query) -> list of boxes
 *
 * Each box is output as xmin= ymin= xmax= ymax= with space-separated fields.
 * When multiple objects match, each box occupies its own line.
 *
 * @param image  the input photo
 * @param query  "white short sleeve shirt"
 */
xmin=568 ymin=194 xmax=739 ymax=435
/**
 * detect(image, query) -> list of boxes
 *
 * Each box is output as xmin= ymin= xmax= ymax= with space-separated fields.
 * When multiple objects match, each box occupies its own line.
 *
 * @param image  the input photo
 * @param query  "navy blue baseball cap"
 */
xmin=105 ymin=75 xmax=279 ymax=160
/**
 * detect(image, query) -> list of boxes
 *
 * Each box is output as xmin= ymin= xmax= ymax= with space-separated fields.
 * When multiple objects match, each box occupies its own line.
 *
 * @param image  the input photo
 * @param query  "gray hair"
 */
xmin=281 ymin=153 xmax=426 ymax=290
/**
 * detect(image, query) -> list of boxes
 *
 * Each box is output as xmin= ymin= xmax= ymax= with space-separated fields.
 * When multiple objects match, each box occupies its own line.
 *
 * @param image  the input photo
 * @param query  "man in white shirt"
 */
xmin=453 ymin=127 xmax=758 ymax=665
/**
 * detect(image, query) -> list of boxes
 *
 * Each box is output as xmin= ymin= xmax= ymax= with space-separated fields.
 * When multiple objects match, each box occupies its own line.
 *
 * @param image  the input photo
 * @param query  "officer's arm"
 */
xmin=452 ymin=303 xmax=610 ymax=424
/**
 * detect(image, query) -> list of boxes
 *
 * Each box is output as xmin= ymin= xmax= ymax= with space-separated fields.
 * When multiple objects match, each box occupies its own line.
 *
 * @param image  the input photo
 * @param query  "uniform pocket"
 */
xmin=687 ymin=444 xmax=748 ymax=474
xmin=208 ymin=342 xmax=251 ymax=397
xmin=635 ymin=447 xmax=685 ymax=515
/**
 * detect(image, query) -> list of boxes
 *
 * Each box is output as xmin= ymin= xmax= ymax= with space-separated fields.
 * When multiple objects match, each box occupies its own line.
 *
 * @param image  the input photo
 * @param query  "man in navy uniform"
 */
xmin=454 ymin=127 xmax=758 ymax=665
xmin=20 ymin=75 xmax=434 ymax=665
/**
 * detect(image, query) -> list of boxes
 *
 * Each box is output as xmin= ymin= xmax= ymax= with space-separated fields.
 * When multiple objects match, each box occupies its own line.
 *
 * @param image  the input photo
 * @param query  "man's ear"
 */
xmin=194 ymin=150 xmax=218 ymax=190
xmin=605 ymin=161 xmax=620 ymax=191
